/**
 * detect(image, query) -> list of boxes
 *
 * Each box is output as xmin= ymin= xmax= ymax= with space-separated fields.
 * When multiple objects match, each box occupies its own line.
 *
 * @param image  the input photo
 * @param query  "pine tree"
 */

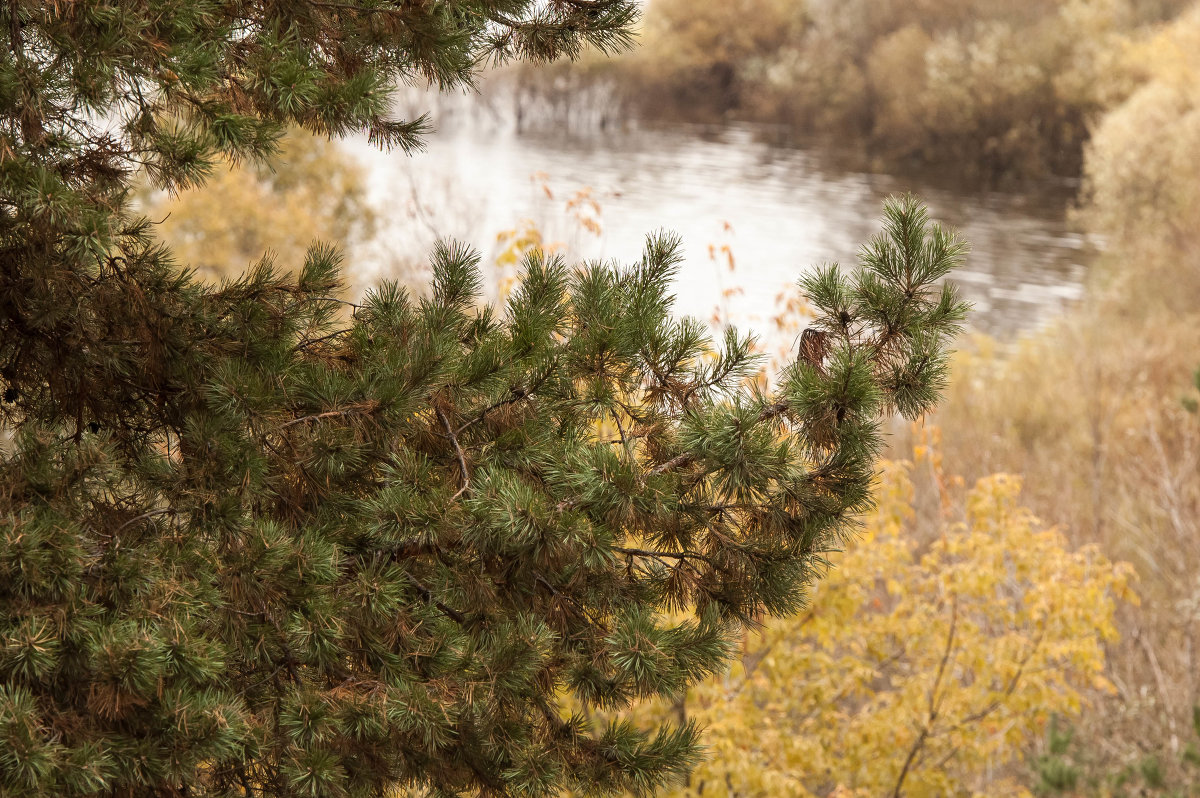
xmin=0 ymin=3 xmax=968 ymax=796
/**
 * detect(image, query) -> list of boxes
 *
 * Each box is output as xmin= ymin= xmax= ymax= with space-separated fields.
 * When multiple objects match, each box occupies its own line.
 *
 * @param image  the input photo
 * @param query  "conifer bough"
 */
xmin=0 ymin=3 xmax=968 ymax=795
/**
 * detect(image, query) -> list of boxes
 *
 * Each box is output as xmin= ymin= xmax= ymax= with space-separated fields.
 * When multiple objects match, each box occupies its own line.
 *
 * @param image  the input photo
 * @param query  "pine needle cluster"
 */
xmin=0 ymin=3 xmax=967 ymax=796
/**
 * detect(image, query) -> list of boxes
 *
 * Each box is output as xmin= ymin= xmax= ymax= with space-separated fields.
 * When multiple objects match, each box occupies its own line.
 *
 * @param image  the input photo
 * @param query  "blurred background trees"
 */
xmin=588 ymin=0 xmax=1193 ymax=181
xmin=142 ymin=132 xmax=377 ymax=282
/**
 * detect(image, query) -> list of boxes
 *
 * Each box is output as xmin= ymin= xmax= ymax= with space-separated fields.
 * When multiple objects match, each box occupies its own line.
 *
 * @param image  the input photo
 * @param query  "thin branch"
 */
xmin=649 ymin=452 xmax=693 ymax=475
xmin=1135 ymin=627 xmax=1172 ymax=714
xmin=456 ymin=388 xmax=527 ymax=436
xmin=311 ymin=296 xmax=362 ymax=309
xmin=403 ymin=573 xmax=469 ymax=627
xmin=613 ymin=546 xmax=716 ymax=568
xmin=115 ymin=507 xmax=175 ymax=533
xmin=535 ymin=571 xmax=605 ymax=629
xmin=733 ymin=611 xmax=817 ymax=691
xmin=610 ymin=407 xmax=633 ymax=461
xmin=892 ymin=594 xmax=957 ymax=798
xmin=280 ymin=407 xmax=363 ymax=429
xmin=932 ymin=743 xmax=963 ymax=773
xmin=456 ymin=362 xmax=556 ymax=436
xmin=436 ymin=406 xmax=470 ymax=500
xmin=292 ymin=327 xmax=351 ymax=352
xmin=307 ymin=0 xmax=401 ymax=12
xmin=928 ymin=595 xmax=959 ymax=719
xmin=756 ymin=400 xmax=788 ymax=423
xmin=954 ymin=630 xmax=1042 ymax=729
xmin=892 ymin=725 xmax=930 ymax=798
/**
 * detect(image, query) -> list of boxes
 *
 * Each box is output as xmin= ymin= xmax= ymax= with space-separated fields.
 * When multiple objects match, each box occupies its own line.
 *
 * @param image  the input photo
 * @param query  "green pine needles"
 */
xmin=0 ymin=3 xmax=968 ymax=796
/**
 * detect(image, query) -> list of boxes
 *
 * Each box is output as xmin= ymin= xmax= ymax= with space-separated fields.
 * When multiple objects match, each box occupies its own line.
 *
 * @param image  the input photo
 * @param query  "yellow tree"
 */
xmin=623 ymin=458 xmax=1136 ymax=797
xmin=142 ymin=131 xmax=376 ymax=280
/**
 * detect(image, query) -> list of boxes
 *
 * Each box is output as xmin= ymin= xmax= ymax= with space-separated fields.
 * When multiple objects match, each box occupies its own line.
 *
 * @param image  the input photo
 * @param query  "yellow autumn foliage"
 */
xmin=619 ymin=460 xmax=1135 ymax=797
xmin=144 ymin=131 xmax=376 ymax=280
xmin=617 ymin=0 xmax=1190 ymax=178
xmin=492 ymin=178 xmax=605 ymax=301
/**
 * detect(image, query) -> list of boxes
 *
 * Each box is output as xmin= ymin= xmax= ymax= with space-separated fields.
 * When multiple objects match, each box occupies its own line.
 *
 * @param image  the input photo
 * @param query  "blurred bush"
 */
xmin=611 ymin=0 xmax=1192 ymax=181
xmin=1083 ymin=2 xmax=1200 ymax=307
xmin=600 ymin=459 xmax=1133 ymax=797
xmin=1033 ymin=708 xmax=1200 ymax=796
xmin=632 ymin=0 xmax=802 ymax=117
xmin=143 ymin=131 xmax=377 ymax=281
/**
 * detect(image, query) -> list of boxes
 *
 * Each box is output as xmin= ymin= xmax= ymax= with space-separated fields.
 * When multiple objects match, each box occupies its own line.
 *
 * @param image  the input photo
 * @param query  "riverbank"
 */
xmin=515 ymin=0 xmax=1191 ymax=185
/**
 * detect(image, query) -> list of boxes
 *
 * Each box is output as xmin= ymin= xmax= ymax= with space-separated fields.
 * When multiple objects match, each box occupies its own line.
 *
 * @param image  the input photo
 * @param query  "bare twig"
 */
xmin=613 ymin=546 xmax=716 ymax=568
xmin=649 ymin=452 xmax=694 ymax=475
xmin=280 ymin=407 xmax=364 ymax=429
xmin=403 ymin=573 xmax=469 ymax=627
xmin=311 ymin=296 xmax=362 ymax=309
xmin=928 ymin=595 xmax=959 ymax=719
xmin=292 ymin=327 xmax=351 ymax=352
xmin=456 ymin=389 xmax=527 ymax=436
xmin=892 ymin=595 xmax=958 ymax=798
xmin=456 ymin=361 xmax=556 ymax=436
xmin=610 ymin=408 xmax=634 ymax=461
xmin=115 ymin=507 xmax=174 ymax=533
xmin=1135 ymin=626 xmax=1173 ymax=718
xmin=437 ymin=406 xmax=470 ymax=500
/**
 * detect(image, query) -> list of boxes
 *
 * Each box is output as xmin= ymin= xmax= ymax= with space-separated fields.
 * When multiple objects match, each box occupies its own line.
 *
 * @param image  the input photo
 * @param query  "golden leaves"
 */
xmin=621 ymin=452 xmax=1133 ymax=797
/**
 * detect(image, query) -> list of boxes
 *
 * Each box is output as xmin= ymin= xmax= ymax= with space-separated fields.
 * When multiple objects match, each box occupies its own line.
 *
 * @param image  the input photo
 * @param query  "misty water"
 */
xmin=348 ymin=116 xmax=1095 ymax=347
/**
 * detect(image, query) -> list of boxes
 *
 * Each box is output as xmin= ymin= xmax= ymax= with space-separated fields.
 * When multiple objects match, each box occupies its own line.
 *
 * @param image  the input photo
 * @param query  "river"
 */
xmin=347 ymin=114 xmax=1095 ymax=348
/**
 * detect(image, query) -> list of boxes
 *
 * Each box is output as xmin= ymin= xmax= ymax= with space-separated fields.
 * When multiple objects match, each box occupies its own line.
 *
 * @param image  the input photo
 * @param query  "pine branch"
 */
xmin=0 ymin=19 xmax=968 ymax=786
xmin=648 ymin=401 xmax=787 ymax=475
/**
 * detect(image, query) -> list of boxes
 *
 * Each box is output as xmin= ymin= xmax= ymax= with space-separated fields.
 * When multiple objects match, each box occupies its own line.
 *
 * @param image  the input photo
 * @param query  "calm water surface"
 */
xmin=349 ymin=121 xmax=1095 ymax=345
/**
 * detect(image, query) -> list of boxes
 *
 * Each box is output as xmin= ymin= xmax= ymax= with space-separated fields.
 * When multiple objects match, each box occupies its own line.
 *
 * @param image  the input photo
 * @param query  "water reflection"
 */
xmin=348 ymin=121 xmax=1095 ymax=343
